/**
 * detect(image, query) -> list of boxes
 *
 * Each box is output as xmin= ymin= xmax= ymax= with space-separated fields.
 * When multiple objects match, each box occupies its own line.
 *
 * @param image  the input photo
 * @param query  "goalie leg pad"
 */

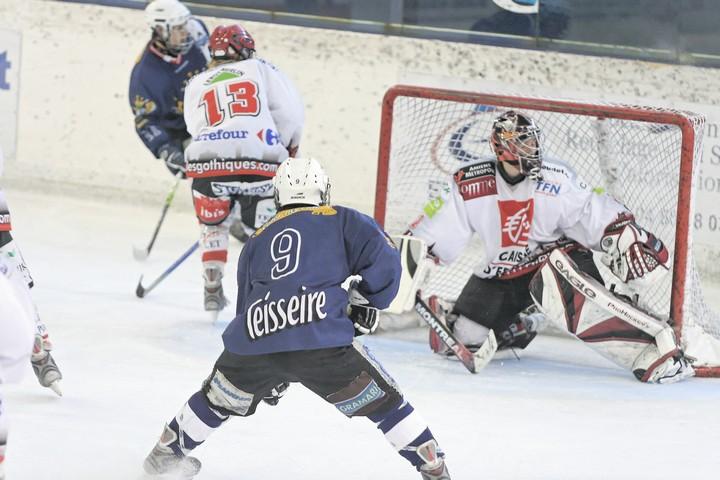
xmin=453 ymin=315 xmax=490 ymax=348
xmin=632 ymin=345 xmax=694 ymax=384
xmin=531 ymin=249 xmax=689 ymax=382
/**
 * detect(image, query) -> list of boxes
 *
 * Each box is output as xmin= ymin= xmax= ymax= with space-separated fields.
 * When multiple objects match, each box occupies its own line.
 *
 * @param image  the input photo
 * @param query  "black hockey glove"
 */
xmin=262 ymin=382 xmax=289 ymax=406
xmin=158 ymin=143 xmax=186 ymax=178
xmin=347 ymin=282 xmax=379 ymax=336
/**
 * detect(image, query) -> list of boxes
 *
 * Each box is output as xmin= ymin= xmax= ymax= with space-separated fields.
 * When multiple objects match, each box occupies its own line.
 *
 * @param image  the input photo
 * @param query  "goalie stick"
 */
xmin=414 ymin=293 xmax=497 ymax=373
xmin=133 ymin=171 xmax=183 ymax=261
xmin=135 ymin=241 xmax=199 ymax=298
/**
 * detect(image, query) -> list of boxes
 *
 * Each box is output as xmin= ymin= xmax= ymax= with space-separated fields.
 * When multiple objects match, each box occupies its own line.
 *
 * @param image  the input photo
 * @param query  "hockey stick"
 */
xmin=133 ymin=171 xmax=184 ymax=261
xmin=414 ymin=293 xmax=497 ymax=374
xmin=135 ymin=241 xmax=199 ymax=298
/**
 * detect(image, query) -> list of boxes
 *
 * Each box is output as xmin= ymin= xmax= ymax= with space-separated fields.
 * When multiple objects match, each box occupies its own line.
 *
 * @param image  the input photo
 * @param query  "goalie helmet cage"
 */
xmin=374 ymin=84 xmax=720 ymax=377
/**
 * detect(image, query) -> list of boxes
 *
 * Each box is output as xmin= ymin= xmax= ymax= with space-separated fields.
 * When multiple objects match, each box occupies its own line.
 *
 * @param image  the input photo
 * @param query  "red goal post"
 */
xmin=374 ymin=84 xmax=720 ymax=377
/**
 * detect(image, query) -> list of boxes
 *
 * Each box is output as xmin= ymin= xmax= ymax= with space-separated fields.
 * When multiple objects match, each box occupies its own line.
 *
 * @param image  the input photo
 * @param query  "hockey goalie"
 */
xmin=394 ymin=110 xmax=694 ymax=383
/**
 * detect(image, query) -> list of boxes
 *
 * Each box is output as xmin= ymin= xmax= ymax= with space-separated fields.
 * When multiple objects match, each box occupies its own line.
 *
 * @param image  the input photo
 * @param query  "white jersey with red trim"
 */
xmin=183 ymin=57 xmax=304 ymax=166
xmin=409 ymin=158 xmax=629 ymax=279
xmin=0 ymin=256 xmax=34 ymax=384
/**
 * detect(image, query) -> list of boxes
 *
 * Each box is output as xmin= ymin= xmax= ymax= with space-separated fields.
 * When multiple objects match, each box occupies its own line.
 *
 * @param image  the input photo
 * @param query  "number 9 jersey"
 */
xmin=222 ymin=205 xmax=402 ymax=356
xmin=183 ymin=57 xmax=304 ymax=163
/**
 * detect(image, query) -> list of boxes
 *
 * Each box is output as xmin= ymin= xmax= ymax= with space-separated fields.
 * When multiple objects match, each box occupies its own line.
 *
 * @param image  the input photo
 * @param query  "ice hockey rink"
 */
xmin=1 ymin=186 xmax=718 ymax=480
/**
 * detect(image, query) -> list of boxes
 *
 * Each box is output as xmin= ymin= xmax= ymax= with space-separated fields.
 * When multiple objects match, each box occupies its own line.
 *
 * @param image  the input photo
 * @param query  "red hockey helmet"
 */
xmin=209 ymin=25 xmax=255 ymax=61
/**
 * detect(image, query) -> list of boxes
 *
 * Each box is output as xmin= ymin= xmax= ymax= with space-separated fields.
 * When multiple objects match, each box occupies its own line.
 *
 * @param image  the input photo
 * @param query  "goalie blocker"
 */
xmin=530 ymin=249 xmax=694 ymax=384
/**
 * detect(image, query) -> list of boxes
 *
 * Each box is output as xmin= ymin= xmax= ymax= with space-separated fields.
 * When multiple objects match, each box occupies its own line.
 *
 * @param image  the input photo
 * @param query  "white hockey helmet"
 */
xmin=273 ymin=157 xmax=331 ymax=209
xmin=145 ymin=0 xmax=193 ymax=55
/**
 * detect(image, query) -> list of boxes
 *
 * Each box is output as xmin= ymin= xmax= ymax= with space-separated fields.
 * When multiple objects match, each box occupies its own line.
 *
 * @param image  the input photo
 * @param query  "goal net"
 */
xmin=374 ymin=85 xmax=720 ymax=377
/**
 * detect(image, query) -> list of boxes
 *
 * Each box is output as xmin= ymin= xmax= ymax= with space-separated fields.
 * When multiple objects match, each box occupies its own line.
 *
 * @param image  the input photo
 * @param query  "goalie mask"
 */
xmin=273 ymin=157 xmax=331 ymax=209
xmin=145 ymin=0 xmax=193 ymax=56
xmin=209 ymin=25 xmax=256 ymax=62
xmin=490 ymin=111 xmax=543 ymax=180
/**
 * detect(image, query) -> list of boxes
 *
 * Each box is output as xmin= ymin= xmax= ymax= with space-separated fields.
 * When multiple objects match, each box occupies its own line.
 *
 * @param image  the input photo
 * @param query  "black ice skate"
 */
xmin=31 ymin=335 xmax=62 ymax=396
xmin=144 ymin=425 xmax=202 ymax=479
xmin=496 ymin=306 xmax=543 ymax=351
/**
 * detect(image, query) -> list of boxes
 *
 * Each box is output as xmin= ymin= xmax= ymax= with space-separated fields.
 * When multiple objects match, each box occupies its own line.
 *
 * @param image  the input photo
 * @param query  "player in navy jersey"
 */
xmin=143 ymin=157 xmax=451 ymax=480
xmin=129 ymin=0 xmax=209 ymax=177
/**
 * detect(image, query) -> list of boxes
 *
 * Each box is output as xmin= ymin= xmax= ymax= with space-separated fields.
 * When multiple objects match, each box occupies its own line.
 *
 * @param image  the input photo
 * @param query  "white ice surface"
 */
xmin=2 ymin=188 xmax=720 ymax=480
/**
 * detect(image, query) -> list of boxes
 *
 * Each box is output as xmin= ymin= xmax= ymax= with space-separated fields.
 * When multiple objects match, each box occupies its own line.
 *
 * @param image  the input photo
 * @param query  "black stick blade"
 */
xmin=135 ymin=276 xmax=147 ymax=298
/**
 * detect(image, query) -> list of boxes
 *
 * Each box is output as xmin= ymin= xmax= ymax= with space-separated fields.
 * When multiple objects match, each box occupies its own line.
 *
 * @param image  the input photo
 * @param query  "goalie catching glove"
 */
xmin=600 ymin=216 xmax=669 ymax=289
xmin=347 ymin=281 xmax=379 ymax=336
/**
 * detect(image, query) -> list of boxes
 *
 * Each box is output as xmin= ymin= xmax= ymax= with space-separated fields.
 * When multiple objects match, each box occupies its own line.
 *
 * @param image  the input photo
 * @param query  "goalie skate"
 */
xmin=496 ymin=308 xmax=542 ymax=351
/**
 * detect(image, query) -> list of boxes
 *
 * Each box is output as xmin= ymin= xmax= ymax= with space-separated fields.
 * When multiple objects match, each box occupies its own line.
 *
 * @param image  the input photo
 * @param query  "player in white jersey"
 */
xmin=182 ymin=24 xmax=304 ymax=312
xmin=0 ymin=147 xmax=62 ymax=394
xmin=0 ymin=145 xmax=62 ymax=479
xmin=405 ymin=111 xmax=693 ymax=383
xmin=0 ymin=256 xmax=35 ymax=480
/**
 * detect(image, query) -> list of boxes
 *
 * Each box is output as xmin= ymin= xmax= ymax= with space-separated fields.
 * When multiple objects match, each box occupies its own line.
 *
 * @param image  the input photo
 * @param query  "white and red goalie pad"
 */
xmin=529 ymin=250 xmax=683 ymax=379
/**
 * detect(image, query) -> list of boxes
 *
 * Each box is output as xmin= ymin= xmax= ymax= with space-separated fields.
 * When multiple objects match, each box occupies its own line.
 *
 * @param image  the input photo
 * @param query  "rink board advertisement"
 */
xmin=399 ymin=72 xmax=720 ymax=276
xmin=0 ymin=29 xmax=20 ymax=160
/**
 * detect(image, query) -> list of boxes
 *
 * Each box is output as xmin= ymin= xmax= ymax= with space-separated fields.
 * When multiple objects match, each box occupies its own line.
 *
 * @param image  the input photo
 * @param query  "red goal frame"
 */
xmin=374 ymin=85 xmax=719 ymax=377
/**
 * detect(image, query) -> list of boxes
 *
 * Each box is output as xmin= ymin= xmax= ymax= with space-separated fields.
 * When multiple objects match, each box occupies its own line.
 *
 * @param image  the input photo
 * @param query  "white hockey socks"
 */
xmin=168 ymin=392 xmax=229 ymax=456
xmin=368 ymin=399 xmax=447 ymax=472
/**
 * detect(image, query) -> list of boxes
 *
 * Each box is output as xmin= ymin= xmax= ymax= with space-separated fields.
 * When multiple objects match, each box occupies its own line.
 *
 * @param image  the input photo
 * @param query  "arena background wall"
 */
xmin=3 ymin=0 xmax=720 ymax=276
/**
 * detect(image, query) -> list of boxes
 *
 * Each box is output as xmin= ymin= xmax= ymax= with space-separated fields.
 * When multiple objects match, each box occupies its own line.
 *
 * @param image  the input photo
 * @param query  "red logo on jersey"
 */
xmin=458 ymin=177 xmax=496 ymax=200
xmin=498 ymin=200 xmax=534 ymax=247
xmin=193 ymin=192 xmax=232 ymax=224
xmin=454 ymin=163 xmax=497 ymax=201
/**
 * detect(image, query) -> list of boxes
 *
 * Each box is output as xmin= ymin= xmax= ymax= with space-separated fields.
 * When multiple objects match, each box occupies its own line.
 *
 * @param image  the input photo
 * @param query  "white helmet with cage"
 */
xmin=273 ymin=157 xmax=331 ymax=209
xmin=145 ymin=0 xmax=193 ymax=55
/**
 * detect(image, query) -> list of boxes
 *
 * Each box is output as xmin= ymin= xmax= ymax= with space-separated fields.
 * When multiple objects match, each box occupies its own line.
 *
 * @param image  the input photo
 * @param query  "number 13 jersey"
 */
xmin=183 ymin=58 xmax=304 ymax=163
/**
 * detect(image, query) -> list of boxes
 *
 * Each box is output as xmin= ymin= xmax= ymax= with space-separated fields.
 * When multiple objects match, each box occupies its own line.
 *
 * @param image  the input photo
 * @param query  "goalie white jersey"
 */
xmin=409 ymin=158 xmax=629 ymax=279
xmin=183 ymin=57 xmax=304 ymax=162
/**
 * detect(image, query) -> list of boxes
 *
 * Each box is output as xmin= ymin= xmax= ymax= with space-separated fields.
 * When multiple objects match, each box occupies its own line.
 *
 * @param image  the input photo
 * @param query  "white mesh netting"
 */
xmin=376 ymin=86 xmax=720 ymax=374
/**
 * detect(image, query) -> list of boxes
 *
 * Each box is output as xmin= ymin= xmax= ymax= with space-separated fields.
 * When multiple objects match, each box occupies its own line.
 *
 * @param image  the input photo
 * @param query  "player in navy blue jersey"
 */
xmin=143 ymin=157 xmax=451 ymax=480
xmin=129 ymin=0 xmax=209 ymax=177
